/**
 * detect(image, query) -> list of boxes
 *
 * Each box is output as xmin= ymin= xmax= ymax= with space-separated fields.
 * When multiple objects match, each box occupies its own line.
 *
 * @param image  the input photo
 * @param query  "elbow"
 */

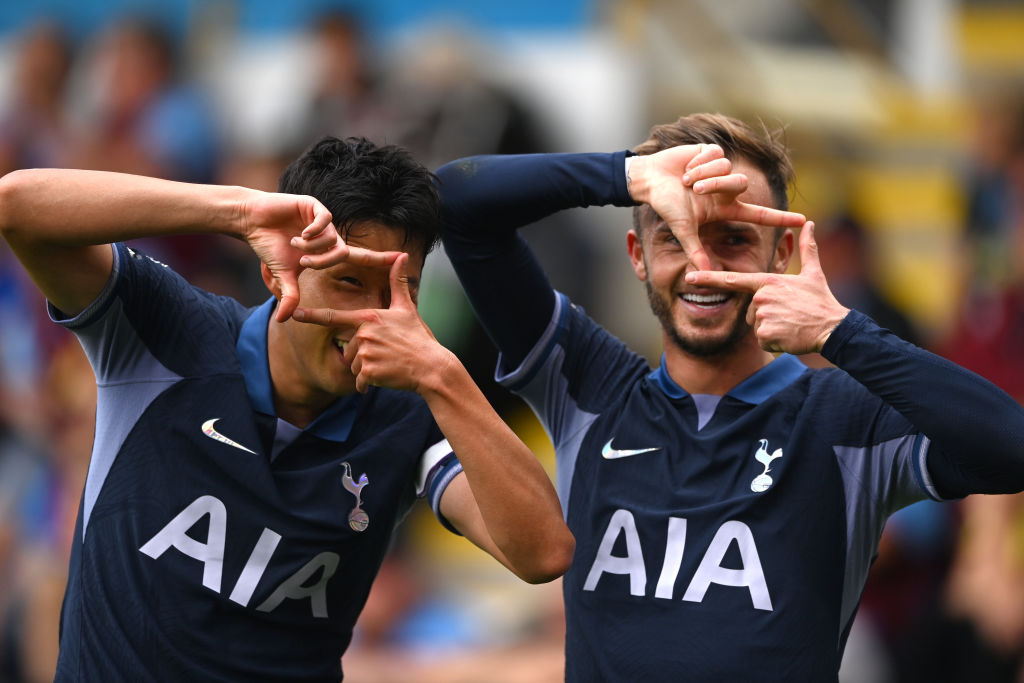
xmin=518 ymin=529 xmax=576 ymax=585
xmin=0 ymin=169 xmax=32 ymax=237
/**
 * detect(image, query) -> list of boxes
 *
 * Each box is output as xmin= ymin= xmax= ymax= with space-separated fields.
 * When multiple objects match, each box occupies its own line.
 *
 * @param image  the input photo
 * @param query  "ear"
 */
xmin=772 ymin=228 xmax=796 ymax=274
xmin=627 ymin=229 xmax=647 ymax=281
xmin=260 ymin=262 xmax=282 ymax=299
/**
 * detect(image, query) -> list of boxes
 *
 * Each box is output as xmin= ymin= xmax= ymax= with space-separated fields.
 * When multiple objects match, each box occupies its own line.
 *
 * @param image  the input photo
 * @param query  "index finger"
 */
xmin=292 ymin=306 xmax=377 ymax=328
xmin=681 ymin=237 xmax=712 ymax=272
xmin=730 ymin=203 xmax=806 ymax=229
xmin=684 ymin=269 xmax=770 ymax=292
xmin=300 ymin=246 xmax=402 ymax=270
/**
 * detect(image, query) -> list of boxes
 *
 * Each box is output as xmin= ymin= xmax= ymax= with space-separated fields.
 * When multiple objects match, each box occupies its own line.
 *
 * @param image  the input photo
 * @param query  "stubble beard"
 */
xmin=644 ymin=279 xmax=754 ymax=359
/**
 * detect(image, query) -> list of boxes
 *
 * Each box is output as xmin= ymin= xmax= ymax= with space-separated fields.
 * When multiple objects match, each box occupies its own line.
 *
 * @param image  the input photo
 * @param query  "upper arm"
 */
xmin=6 ymin=241 xmax=114 ymax=317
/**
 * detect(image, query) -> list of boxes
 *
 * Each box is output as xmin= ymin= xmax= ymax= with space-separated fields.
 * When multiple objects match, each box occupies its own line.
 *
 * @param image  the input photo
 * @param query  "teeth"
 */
xmin=334 ymin=340 xmax=348 ymax=350
xmin=683 ymin=293 xmax=728 ymax=305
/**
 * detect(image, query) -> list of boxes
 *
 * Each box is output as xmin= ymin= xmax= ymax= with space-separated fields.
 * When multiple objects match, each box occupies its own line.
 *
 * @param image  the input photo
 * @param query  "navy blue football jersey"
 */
xmin=436 ymin=150 xmax=1024 ymax=682
xmin=499 ymin=295 xmax=934 ymax=680
xmin=52 ymin=243 xmax=462 ymax=682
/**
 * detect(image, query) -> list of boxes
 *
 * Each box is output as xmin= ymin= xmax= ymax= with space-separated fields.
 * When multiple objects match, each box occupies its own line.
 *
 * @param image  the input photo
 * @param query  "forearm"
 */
xmin=423 ymin=354 xmax=574 ymax=582
xmin=823 ymin=310 xmax=1024 ymax=496
xmin=0 ymin=168 xmax=251 ymax=246
xmin=438 ymin=151 xmax=631 ymax=366
xmin=437 ymin=152 xmax=632 ymax=237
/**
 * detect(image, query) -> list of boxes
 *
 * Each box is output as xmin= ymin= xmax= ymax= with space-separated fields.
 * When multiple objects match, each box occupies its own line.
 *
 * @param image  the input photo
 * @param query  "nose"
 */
xmin=684 ymin=251 xmax=723 ymax=275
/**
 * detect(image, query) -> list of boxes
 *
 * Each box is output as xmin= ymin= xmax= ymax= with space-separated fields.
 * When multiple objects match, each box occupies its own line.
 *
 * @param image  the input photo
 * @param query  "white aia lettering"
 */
xmin=139 ymin=495 xmax=339 ymax=618
xmin=583 ymin=510 xmax=773 ymax=611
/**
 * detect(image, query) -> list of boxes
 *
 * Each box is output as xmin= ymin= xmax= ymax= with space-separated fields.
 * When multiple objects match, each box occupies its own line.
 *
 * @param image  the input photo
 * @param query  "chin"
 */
xmin=670 ymin=320 xmax=751 ymax=358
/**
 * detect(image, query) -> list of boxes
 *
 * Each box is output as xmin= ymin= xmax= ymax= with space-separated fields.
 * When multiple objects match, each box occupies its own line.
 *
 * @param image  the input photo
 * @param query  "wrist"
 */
xmin=416 ymin=347 xmax=463 ymax=399
xmin=816 ymin=306 xmax=851 ymax=351
xmin=625 ymin=156 xmax=648 ymax=204
xmin=231 ymin=187 xmax=266 ymax=240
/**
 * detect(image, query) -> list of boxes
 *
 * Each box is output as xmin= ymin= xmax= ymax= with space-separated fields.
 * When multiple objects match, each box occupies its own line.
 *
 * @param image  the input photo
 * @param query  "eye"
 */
xmin=336 ymin=276 xmax=363 ymax=288
xmin=722 ymin=232 xmax=753 ymax=247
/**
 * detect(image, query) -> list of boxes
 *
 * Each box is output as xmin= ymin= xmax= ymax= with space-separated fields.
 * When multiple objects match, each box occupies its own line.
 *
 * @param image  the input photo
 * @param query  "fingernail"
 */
xmin=693 ymin=181 xmax=704 ymax=193
xmin=299 ymin=257 xmax=310 ymax=267
xmin=682 ymin=173 xmax=691 ymax=184
xmin=293 ymin=309 xmax=306 ymax=321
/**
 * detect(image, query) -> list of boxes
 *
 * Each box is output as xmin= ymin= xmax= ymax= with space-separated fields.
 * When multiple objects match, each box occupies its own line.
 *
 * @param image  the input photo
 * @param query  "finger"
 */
xmin=302 ymin=205 xmax=334 ymax=239
xmin=692 ymin=173 xmax=747 ymax=196
xmin=680 ymin=237 xmax=712 ymax=272
xmin=730 ymin=203 xmax=806 ymax=228
xmin=292 ymin=230 xmax=339 ymax=254
xmin=746 ymin=297 xmax=757 ymax=328
xmin=346 ymin=247 xmax=402 ymax=268
xmin=684 ymin=269 xmax=770 ymax=292
xmin=344 ymin=335 xmax=360 ymax=372
xmin=292 ymin=306 xmax=376 ymax=327
xmin=797 ymin=221 xmax=821 ymax=276
xmin=275 ymin=273 xmax=300 ymax=322
xmin=300 ymin=246 xmax=401 ymax=270
xmin=388 ymin=253 xmax=415 ymax=310
xmin=683 ymin=158 xmax=733 ymax=187
xmin=683 ymin=143 xmax=724 ymax=171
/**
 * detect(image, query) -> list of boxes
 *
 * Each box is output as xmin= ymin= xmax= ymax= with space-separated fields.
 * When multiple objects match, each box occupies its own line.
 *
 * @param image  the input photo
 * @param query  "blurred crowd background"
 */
xmin=0 ymin=0 xmax=1023 ymax=681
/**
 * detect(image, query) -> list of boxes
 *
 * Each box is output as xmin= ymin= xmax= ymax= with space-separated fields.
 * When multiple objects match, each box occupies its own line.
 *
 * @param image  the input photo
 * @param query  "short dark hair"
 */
xmin=632 ymin=114 xmax=795 ymax=233
xmin=278 ymin=136 xmax=441 ymax=258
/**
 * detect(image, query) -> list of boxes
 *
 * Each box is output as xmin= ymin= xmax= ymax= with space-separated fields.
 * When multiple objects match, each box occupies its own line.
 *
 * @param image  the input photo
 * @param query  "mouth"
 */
xmin=680 ymin=291 xmax=732 ymax=309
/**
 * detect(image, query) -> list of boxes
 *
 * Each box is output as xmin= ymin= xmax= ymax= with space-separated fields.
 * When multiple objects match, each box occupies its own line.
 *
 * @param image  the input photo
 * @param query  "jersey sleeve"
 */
xmin=48 ymin=242 xmax=250 ymax=382
xmin=494 ymin=291 xmax=650 ymax=507
xmin=415 ymin=437 xmax=464 ymax=534
xmin=437 ymin=151 xmax=633 ymax=369
xmin=821 ymin=309 xmax=1024 ymax=498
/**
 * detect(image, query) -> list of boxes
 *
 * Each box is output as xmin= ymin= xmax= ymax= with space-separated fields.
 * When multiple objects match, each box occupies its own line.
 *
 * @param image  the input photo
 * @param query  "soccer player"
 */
xmin=434 ymin=113 xmax=1024 ymax=680
xmin=0 ymin=136 xmax=574 ymax=681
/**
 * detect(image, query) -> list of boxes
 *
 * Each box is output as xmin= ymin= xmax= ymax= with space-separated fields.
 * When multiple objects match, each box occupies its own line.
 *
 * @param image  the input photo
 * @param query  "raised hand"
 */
xmin=628 ymin=144 xmax=807 ymax=271
xmin=293 ymin=252 xmax=452 ymax=394
xmin=684 ymin=222 xmax=850 ymax=354
xmin=241 ymin=191 xmax=401 ymax=322
xmin=240 ymin=191 xmax=337 ymax=322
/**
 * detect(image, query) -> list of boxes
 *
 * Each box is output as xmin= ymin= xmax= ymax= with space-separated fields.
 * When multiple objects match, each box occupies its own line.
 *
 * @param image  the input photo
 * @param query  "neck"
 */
xmin=266 ymin=320 xmax=338 ymax=429
xmin=662 ymin=332 xmax=776 ymax=396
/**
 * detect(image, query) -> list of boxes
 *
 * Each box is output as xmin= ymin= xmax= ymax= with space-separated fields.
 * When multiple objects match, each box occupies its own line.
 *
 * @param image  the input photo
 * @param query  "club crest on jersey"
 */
xmin=750 ymin=439 xmax=783 ymax=493
xmin=341 ymin=462 xmax=370 ymax=532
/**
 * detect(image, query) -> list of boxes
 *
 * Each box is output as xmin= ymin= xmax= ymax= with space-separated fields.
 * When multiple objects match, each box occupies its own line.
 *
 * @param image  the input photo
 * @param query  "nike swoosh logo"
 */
xmin=202 ymin=418 xmax=256 ymax=454
xmin=601 ymin=439 xmax=661 ymax=460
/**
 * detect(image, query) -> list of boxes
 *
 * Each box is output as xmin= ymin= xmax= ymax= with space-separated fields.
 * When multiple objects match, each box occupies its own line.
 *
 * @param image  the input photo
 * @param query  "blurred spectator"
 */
xmin=0 ymin=20 xmax=74 ymax=175
xmin=922 ymin=106 xmax=1024 ymax=681
xmin=804 ymin=212 xmax=922 ymax=372
xmin=0 ymin=340 xmax=94 ymax=683
xmin=376 ymin=28 xmax=551 ymax=169
xmin=816 ymin=213 xmax=922 ymax=345
xmin=301 ymin=11 xmax=396 ymax=145
xmin=961 ymin=90 xmax=1024 ymax=292
xmin=67 ymin=16 xmax=220 ymax=183
xmin=936 ymin=160 xmax=1024 ymax=400
xmin=343 ymin=536 xmax=565 ymax=683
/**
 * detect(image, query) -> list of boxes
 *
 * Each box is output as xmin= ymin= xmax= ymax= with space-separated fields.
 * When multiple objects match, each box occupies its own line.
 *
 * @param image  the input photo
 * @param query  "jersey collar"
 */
xmin=236 ymin=297 xmax=360 ymax=441
xmin=648 ymin=352 xmax=807 ymax=405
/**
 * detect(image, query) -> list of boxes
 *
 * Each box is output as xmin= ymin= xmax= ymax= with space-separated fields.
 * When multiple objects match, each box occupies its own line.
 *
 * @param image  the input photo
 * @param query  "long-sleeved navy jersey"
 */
xmin=53 ymin=243 xmax=462 ymax=682
xmin=437 ymin=151 xmax=1024 ymax=681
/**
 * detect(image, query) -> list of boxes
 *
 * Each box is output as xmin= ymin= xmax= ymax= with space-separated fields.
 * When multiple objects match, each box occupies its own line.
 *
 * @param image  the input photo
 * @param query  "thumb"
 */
xmin=388 ymin=252 xmax=415 ymax=310
xmin=798 ymin=221 xmax=822 ymax=276
xmin=275 ymin=271 xmax=300 ymax=322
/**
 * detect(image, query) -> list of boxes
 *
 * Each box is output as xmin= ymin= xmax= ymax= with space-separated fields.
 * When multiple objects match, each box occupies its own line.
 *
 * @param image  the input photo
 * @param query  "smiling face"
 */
xmin=628 ymin=159 xmax=793 ymax=359
xmin=267 ymin=221 xmax=424 ymax=422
